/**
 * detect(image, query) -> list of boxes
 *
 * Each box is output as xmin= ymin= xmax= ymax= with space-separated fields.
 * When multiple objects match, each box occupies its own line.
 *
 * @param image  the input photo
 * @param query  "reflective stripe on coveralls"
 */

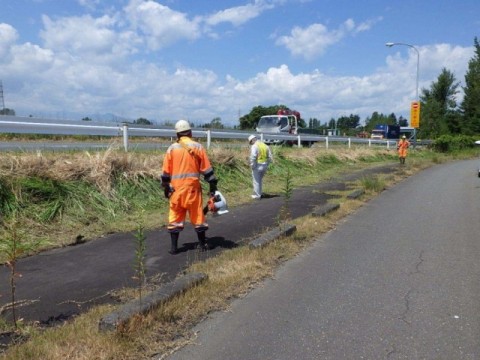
xmin=162 ymin=136 xmax=212 ymax=232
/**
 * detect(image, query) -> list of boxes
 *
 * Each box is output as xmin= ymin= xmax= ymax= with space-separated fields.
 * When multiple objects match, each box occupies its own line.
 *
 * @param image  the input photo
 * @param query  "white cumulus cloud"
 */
xmin=124 ymin=0 xmax=201 ymax=50
xmin=0 ymin=23 xmax=18 ymax=59
xmin=205 ymin=1 xmax=275 ymax=27
xmin=276 ymin=18 xmax=381 ymax=60
xmin=40 ymin=14 xmax=139 ymax=62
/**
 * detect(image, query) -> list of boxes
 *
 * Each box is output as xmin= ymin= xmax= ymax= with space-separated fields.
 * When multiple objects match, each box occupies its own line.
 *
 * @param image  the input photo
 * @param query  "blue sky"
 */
xmin=0 ymin=0 xmax=478 ymax=127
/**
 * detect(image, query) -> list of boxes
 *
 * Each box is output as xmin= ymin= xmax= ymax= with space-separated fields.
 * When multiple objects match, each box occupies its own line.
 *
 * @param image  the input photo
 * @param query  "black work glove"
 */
xmin=163 ymin=186 xmax=170 ymax=199
xmin=163 ymin=184 xmax=174 ymax=199
xmin=209 ymin=180 xmax=218 ymax=195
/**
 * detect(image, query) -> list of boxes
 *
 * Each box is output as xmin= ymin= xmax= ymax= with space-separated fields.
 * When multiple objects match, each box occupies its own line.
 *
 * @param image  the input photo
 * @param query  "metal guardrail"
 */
xmin=0 ymin=115 xmax=420 ymax=151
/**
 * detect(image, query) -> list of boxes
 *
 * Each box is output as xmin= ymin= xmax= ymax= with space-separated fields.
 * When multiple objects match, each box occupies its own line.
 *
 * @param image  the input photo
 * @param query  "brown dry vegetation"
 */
xmin=0 ymin=146 xmax=247 ymax=192
xmin=0 ymin=148 xmax=161 ymax=193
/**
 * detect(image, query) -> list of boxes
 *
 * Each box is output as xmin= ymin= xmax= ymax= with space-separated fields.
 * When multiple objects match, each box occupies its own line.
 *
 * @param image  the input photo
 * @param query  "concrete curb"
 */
xmin=346 ymin=189 xmax=365 ymax=199
xmin=249 ymin=224 xmax=297 ymax=249
xmin=99 ymin=272 xmax=207 ymax=332
xmin=312 ymin=203 xmax=340 ymax=217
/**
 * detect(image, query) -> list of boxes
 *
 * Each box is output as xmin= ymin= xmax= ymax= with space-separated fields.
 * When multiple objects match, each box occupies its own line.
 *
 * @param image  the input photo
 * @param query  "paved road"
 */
xmin=167 ymin=159 xmax=480 ymax=360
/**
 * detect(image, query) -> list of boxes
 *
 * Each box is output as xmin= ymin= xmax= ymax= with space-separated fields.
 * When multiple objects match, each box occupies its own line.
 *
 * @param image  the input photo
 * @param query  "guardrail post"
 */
xmin=206 ymin=130 xmax=211 ymax=149
xmin=297 ymin=135 xmax=301 ymax=147
xmin=260 ymin=133 xmax=264 ymax=142
xmin=368 ymin=139 xmax=371 ymax=147
xmin=387 ymin=141 xmax=390 ymax=149
xmin=122 ymin=123 xmax=129 ymax=152
xmin=325 ymin=136 xmax=329 ymax=149
xmin=348 ymin=138 xmax=351 ymax=149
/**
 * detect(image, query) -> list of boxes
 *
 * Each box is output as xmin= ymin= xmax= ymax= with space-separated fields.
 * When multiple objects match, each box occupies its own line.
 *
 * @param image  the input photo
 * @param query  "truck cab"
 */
xmin=256 ymin=114 xmax=298 ymax=145
xmin=370 ymin=129 xmax=385 ymax=140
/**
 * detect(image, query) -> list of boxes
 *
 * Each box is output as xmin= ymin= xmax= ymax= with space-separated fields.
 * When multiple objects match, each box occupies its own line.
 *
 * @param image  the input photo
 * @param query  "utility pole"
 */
xmin=0 ymin=80 xmax=5 ymax=114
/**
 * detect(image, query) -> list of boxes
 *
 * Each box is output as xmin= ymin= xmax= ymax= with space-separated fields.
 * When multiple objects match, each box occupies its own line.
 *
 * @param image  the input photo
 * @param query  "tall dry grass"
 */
xmin=0 ymin=148 xmax=163 ymax=194
xmin=0 ymin=146 xmax=249 ymax=191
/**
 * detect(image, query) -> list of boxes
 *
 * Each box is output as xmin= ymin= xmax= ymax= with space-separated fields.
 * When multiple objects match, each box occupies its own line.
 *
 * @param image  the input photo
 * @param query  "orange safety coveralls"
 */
xmin=162 ymin=136 xmax=214 ymax=233
xmin=397 ymin=139 xmax=410 ymax=158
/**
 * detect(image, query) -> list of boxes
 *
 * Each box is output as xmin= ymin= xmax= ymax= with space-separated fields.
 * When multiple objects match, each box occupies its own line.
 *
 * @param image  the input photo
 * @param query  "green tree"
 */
xmin=460 ymin=37 xmax=480 ymax=134
xmin=387 ymin=113 xmax=398 ymax=125
xmin=327 ymin=118 xmax=335 ymax=129
xmin=203 ymin=117 xmax=224 ymax=129
xmin=398 ymin=115 xmax=408 ymax=127
xmin=238 ymin=105 xmax=305 ymax=129
xmin=308 ymin=118 xmax=321 ymax=129
xmin=0 ymin=108 xmax=15 ymax=115
xmin=337 ymin=114 xmax=360 ymax=134
xmin=134 ymin=118 xmax=152 ymax=125
xmin=418 ymin=68 xmax=460 ymax=138
xmin=162 ymin=120 xmax=175 ymax=127
xmin=364 ymin=112 xmax=394 ymax=132
xmin=239 ymin=105 xmax=278 ymax=129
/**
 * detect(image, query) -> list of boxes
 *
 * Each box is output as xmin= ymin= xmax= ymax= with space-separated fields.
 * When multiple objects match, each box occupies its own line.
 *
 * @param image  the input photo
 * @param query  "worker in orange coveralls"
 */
xmin=161 ymin=120 xmax=218 ymax=255
xmin=397 ymin=135 xmax=410 ymax=164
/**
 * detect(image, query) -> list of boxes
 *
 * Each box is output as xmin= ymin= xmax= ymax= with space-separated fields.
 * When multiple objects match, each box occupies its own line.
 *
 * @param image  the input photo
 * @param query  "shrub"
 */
xmin=432 ymin=135 xmax=478 ymax=152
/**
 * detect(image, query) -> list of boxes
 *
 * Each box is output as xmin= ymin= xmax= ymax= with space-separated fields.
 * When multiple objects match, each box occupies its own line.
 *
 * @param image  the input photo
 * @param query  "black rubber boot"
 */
xmin=169 ymin=232 xmax=179 ymax=255
xmin=197 ymin=231 xmax=208 ymax=252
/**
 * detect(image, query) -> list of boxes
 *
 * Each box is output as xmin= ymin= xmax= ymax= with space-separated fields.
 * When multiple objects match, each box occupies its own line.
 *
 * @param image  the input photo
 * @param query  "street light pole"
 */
xmin=386 ymin=42 xmax=420 ymax=148
xmin=385 ymin=42 xmax=420 ymax=101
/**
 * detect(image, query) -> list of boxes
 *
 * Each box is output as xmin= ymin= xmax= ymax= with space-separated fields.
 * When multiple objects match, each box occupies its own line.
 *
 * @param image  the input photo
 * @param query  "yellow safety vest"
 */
xmin=257 ymin=141 xmax=268 ymax=163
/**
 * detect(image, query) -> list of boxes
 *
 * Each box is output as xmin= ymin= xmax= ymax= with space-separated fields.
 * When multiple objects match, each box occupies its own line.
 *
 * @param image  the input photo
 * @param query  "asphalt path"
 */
xmin=167 ymin=159 xmax=480 ymax=360
xmin=0 ymin=164 xmax=398 ymax=325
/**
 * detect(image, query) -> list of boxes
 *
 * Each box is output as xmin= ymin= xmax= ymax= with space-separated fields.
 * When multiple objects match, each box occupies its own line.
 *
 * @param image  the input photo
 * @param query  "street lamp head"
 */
xmin=384 ymin=41 xmax=420 ymax=102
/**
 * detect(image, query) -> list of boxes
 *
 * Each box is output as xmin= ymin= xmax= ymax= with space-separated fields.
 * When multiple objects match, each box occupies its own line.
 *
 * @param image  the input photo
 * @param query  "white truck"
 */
xmin=256 ymin=111 xmax=321 ymax=147
xmin=256 ymin=114 xmax=298 ymax=145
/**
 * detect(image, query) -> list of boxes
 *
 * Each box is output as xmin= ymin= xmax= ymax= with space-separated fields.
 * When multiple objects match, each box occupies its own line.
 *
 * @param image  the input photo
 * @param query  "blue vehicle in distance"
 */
xmin=370 ymin=124 xmax=401 ymax=140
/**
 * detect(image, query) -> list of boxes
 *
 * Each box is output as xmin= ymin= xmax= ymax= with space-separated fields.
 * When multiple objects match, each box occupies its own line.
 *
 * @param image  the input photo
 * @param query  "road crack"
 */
xmin=397 ymin=251 xmax=424 ymax=326
xmin=412 ymin=250 xmax=424 ymax=274
xmin=398 ymin=289 xmax=413 ymax=325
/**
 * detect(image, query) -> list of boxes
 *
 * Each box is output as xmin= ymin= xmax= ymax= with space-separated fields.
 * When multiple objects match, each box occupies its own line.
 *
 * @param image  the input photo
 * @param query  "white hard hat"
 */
xmin=248 ymin=135 xmax=257 ymax=143
xmin=175 ymin=119 xmax=191 ymax=133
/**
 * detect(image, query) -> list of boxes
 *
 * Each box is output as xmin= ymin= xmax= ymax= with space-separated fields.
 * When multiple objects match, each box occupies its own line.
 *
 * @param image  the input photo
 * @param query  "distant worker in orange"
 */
xmin=161 ymin=120 xmax=218 ymax=254
xmin=397 ymin=135 xmax=410 ymax=164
